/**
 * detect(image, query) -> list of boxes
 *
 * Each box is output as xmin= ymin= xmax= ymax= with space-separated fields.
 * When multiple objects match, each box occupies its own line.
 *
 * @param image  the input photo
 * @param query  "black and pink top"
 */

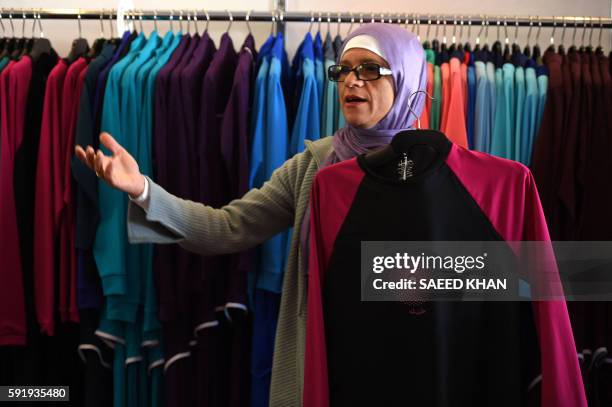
xmin=304 ymin=130 xmax=586 ymax=407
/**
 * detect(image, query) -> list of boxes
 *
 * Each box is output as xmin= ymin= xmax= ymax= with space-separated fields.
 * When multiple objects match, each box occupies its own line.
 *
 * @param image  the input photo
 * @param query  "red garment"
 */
xmin=441 ymin=58 xmax=468 ymax=147
xmin=34 ymin=59 xmax=68 ymax=335
xmin=419 ymin=62 xmax=434 ymax=129
xmin=304 ymin=140 xmax=587 ymax=407
xmin=59 ymin=58 xmax=88 ymax=323
xmin=0 ymin=58 xmax=32 ymax=345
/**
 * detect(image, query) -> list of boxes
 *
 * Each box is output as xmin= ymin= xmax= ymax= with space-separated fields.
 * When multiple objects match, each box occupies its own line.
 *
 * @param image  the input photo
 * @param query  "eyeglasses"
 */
xmin=327 ymin=62 xmax=393 ymax=82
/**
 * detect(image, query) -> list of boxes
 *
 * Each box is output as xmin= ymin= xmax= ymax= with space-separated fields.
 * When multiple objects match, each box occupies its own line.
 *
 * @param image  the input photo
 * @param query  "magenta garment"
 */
xmin=0 ymin=58 xmax=31 ymax=345
xmin=34 ymin=59 xmax=69 ymax=336
xmin=304 ymin=133 xmax=587 ymax=407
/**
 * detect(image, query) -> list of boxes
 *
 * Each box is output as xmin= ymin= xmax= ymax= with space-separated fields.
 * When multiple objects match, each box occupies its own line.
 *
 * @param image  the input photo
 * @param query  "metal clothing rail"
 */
xmin=2 ymin=9 xmax=612 ymax=29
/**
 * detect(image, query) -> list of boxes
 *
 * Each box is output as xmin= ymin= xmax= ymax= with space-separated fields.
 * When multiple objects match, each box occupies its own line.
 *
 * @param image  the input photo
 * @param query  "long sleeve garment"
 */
xmin=303 ymin=130 xmax=587 ymax=407
xmin=530 ymin=51 xmax=564 ymax=240
xmin=321 ymin=33 xmax=337 ymax=137
xmin=431 ymin=63 xmax=442 ymax=130
xmin=314 ymin=32 xmax=325 ymax=113
xmin=126 ymin=136 xmax=335 ymax=407
xmin=440 ymin=57 xmax=468 ymax=148
xmin=520 ymin=66 xmax=540 ymax=166
xmin=72 ymin=43 xmax=116 ymax=311
xmin=513 ymin=66 xmax=526 ymax=162
xmin=491 ymin=64 xmax=517 ymax=159
xmin=473 ymin=61 xmax=490 ymax=153
xmin=33 ymin=59 xmax=68 ymax=336
xmin=96 ymin=32 xmax=146 ymax=303
xmin=290 ymin=33 xmax=320 ymax=156
xmin=59 ymin=57 xmax=88 ymax=324
xmin=467 ymin=63 xmax=476 ymax=148
xmin=535 ymin=67 xmax=549 ymax=135
xmin=440 ymin=62 xmax=450 ymax=133
xmin=0 ymin=58 xmax=31 ymax=345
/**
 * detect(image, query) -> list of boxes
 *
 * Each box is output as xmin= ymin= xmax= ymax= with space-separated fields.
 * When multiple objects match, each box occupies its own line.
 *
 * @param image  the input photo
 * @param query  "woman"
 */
xmin=75 ymin=22 xmax=427 ymax=406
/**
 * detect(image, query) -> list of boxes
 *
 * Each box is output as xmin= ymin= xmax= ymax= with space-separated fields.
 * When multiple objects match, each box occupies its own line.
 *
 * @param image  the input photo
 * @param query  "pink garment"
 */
xmin=441 ymin=58 xmax=468 ymax=147
xmin=0 ymin=58 xmax=31 ymax=345
xmin=304 ymin=141 xmax=587 ymax=407
xmin=34 ymin=59 xmax=68 ymax=335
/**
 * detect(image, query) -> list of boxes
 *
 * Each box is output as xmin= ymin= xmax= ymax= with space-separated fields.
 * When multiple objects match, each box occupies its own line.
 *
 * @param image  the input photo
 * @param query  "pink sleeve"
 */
xmin=446 ymin=145 xmax=587 ymax=407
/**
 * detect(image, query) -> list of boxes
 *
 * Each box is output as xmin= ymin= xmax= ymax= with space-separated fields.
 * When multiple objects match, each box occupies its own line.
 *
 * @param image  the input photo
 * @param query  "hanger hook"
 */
xmin=588 ymin=16 xmax=594 ymax=47
xmin=443 ymin=18 xmax=447 ymax=44
xmin=21 ymin=11 xmax=25 ymax=38
xmin=503 ymin=16 xmax=509 ymax=45
xmin=193 ymin=10 xmax=199 ymax=35
xmin=326 ymin=12 xmax=331 ymax=34
xmin=226 ymin=10 xmax=233 ymax=32
xmin=0 ymin=11 xmax=4 ymax=37
xmin=99 ymin=8 xmax=105 ymax=37
xmin=185 ymin=10 xmax=191 ymax=34
xmin=348 ymin=12 xmax=354 ymax=35
xmin=308 ymin=11 xmax=314 ymax=33
xmin=152 ymin=9 xmax=158 ymax=31
xmin=31 ymin=11 xmax=36 ymax=38
xmin=581 ymin=17 xmax=587 ymax=47
xmin=169 ymin=10 xmax=174 ymax=31
xmin=407 ymin=90 xmax=435 ymax=130
xmin=246 ymin=10 xmax=252 ymax=34
xmin=204 ymin=10 xmax=210 ymax=32
xmin=318 ymin=12 xmax=322 ymax=32
xmin=337 ymin=12 xmax=342 ymax=36
xmin=572 ymin=16 xmax=577 ymax=45
xmin=535 ymin=16 xmax=542 ymax=45
xmin=598 ymin=17 xmax=603 ymax=48
xmin=370 ymin=12 xmax=375 ymax=24
xmin=359 ymin=12 xmax=363 ymax=26
xmin=458 ymin=15 xmax=464 ymax=42
xmin=550 ymin=16 xmax=556 ymax=45
xmin=178 ymin=10 xmax=184 ymax=32
xmin=452 ymin=15 xmax=457 ymax=44
xmin=139 ymin=9 xmax=144 ymax=33
xmin=426 ymin=14 xmax=431 ymax=39
xmin=270 ymin=11 xmax=276 ymax=36
xmin=77 ymin=10 xmax=82 ymax=38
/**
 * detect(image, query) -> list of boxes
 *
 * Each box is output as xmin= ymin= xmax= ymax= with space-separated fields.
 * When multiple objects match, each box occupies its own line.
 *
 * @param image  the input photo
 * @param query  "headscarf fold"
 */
xmin=300 ymin=23 xmax=428 ymax=271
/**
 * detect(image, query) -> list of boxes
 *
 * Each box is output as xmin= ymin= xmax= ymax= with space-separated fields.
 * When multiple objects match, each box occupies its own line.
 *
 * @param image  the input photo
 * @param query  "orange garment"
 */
xmin=440 ymin=62 xmax=450 ymax=131
xmin=441 ymin=57 xmax=468 ymax=148
xmin=418 ymin=62 xmax=434 ymax=129
xmin=461 ymin=61 xmax=468 ymax=120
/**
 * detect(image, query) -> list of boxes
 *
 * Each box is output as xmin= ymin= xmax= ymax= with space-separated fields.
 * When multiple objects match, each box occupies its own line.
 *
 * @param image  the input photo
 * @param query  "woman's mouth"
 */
xmin=344 ymin=95 xmax=368 ymax=106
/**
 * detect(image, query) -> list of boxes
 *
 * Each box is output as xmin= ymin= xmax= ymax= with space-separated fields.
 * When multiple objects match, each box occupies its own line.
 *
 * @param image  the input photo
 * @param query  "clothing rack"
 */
xmin=2 ymin=9 xmax=612 ymax=28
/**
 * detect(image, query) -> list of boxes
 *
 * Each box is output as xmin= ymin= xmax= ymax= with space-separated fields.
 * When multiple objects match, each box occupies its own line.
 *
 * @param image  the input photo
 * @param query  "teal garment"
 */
xmin=485 ymin=62 xmax=497 ymax=154
xmin=521 ymin=67 xmax=539 ymax=166
xmin=535 ymin=73 xmax=548 ymax=141
xmin=474 ymin=61 xmax=490 ymax=152
xmin=290 ymin=33 xmax=320 ymax=156
xmin=431 ymin=64 xmax=442 ymax=131
xmin=95 ymin=32 xmax=146 ymax=299
xmin=513 ymin=66 xmax=525 ymax=162
xmin=321 ymin=58 xmax=337 ymax=136
xmin=492 ymin=64 xmax=515 ymax=159
xmin=491 ymin=67 xmax=505 ymax=158
xmin=0 ymin=56 xmax=8 ymax=72
xmin=425 ymin=49 xmax=435 ymax=64
xmin=314 ymin=32 xmax=325 ymax=112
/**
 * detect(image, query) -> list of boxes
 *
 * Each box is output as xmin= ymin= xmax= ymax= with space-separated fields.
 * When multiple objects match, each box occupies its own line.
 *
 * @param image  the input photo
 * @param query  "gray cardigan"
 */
xmin=127 ymin=136 xmax=334 ymax=407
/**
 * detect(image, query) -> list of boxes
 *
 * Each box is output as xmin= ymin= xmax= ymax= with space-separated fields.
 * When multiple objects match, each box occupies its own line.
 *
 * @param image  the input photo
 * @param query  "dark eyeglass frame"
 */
xmin=327 ymin=62 xmax=393 ymax=82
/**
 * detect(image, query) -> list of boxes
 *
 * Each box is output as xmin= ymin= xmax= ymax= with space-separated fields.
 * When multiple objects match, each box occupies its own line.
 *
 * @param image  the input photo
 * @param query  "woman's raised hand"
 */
xmin=74 ymin=132 xmax=145 ymax=198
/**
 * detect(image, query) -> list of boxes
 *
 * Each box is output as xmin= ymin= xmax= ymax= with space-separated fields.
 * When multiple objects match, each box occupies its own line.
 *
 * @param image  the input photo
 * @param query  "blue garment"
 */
xmin=321 ymin=33 xmax=338 ymax=137
xmin=467 ymin=64 xmax=476 ymax=149
xmin=513 ymin=66 xmax=525 ymax=162
xmin=0 ymin=56 xmax=8 ymax=72
xmin=491 ymin=63 xmax=515 ymax=159
xmin=474 ymin=61 xmax=492 ymax=153
xmin=521 ymin=67 xmax=539 ymax=166
xmin=290 ymin=33 xmax=320 ymax=156
xmin=314 ymin=32 xmax=325 ymax=112
xmin=490 ymin=66 xmax=505 ymax=157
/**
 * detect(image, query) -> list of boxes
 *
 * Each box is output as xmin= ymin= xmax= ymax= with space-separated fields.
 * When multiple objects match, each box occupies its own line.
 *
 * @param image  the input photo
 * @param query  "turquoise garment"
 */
xmin=0 ymin=56 xmax=8 ymax=72
xmin=521 ymin=67 xmax=539 ymax=166
xmin=473 ymin=61 xmax=490 ymax=152
xmin=96 ymin=32 xmax=146 ymax=299
xmin=321 ymin=32 xmax=337 ymax=137
xmin=535 ymin=73 xmax=548 ymax=141
xmin=467 ymin=64 xmax=476 ymax=149
xmin=492 ymin=64 xmax=515 ymax=159
xmin=513 ymin=66 xmax=525 ymax=162
xmin=290 ymin=33 xmax=320 ymax=156
xmin=485 ymin=62 xmax=497 ymax=154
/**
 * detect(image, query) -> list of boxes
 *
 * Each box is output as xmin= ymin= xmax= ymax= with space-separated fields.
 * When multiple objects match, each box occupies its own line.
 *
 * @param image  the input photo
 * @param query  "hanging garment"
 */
xmin=0 ymin=57 xmax=31 ymax=345
xmin=423 ymin=49 xmax=435 ymax=129
xmin=473 ymin=61 xmax=489 ymax=152
xmin=467 ymin=61 xmax=476 ymax=149
xmin=440 ymin=57 xmax=468 ymax=147
xmin=304 ymin=130 xmax=587 ymax=407
xmin=513 ymin=65 xmax=526 ymax=162
xmin=534 ymin=65 xmax=549 ymax=137
xmin=290 ymin=32 xmax=320 ymax=156
xmin=33 ymin=58 xmax=68 ymax=337
xmin=314 ymin=32 xmax=325 ymax=112
xmin=520 ymin=64 xmax=540 ymax=166
xmin=439 ymin=61 xmax=450 ymax=132
xmin=431 ymin=63 xmax=442 ymax=130
xmin=332 ymin=34 xmax=345 ymax=131
xmin=321 ymin=32 xmax=337 ymax=137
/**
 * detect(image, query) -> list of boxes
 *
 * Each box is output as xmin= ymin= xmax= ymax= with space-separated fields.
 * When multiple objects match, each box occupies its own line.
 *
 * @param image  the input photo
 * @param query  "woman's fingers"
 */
xmin=86 ymin=146 xmax=96 ymax=169
xmin=75 ymin=145 xmax=88 ymax=165
xmin=99 ymin=132 xmax=123 ymax=155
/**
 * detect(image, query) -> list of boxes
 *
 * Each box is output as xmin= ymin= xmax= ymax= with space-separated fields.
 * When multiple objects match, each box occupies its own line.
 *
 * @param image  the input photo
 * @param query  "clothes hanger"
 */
xmin=502 ymin=18 xmax=512 ymax=63
xmin=532 ymin=17 xmax=543 ymax=63
xmin=557 ymin=18 xmax=567 ymax=55
xmin=523 ymin=16 xmax=533 ymax=58
xmin=362 ymin=90 xmax=438 ymax=169
xmin=0 ymin=11 xmax=17 ymax=59
xmin=0 ymin=12 xmax=7 ymax=54
xmin=421 ymin=14 xmax=432 ymax=50
xmin=463 ymin=17 xmax=473 ymax=53
xmin=595 ymin=17 xmax=604 ymax=55
xmin=66 ymin=12 xmax=89 ymax=63
xmin=9 ymin=11 xmax=26 ymax=59
xmin=432 ymin=17 xmax=440 ymax=53
xmin=568 ymin=17 xmax=578 ymax=54
xmin=86 ymin=9 xmax=107 ymax=58
xmin=546 ymin=16 xmax=557 ymax=54
xmin=510 ymin=18 xmax=523 ymax=64
xmin=586 ymin=17 xmax=594 ymax=53
xmin=17 ymin=12 xmax=35 ymax=59
xmin=449 ymin=16 xmax=457 ymax=52
xmin=29 ymin=12 xmax=52 ymax=62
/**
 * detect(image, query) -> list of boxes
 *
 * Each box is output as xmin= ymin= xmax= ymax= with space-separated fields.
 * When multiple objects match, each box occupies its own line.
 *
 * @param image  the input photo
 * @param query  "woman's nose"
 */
xmin=344 ymin=71 xmax=363 ymax=88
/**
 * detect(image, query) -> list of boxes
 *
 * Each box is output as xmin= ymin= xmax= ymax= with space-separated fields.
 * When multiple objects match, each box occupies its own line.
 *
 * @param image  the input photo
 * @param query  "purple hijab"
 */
xmin=300 ymin=23 xmax=428 ymax=270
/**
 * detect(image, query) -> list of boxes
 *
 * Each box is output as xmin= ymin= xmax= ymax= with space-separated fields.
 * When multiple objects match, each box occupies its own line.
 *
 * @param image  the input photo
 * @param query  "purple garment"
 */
xmin=198 ymin=32 xmax=239 ymax=407
xmin=219 ymin=34 xmax=256 ymax=407
xmin=299 ymin=23 xmax=429 ymax=271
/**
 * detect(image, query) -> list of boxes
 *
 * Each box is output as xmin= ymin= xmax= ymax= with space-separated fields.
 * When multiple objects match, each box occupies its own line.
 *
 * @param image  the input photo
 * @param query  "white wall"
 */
xmin=2 ymin=0 xmax=611 ymax=59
